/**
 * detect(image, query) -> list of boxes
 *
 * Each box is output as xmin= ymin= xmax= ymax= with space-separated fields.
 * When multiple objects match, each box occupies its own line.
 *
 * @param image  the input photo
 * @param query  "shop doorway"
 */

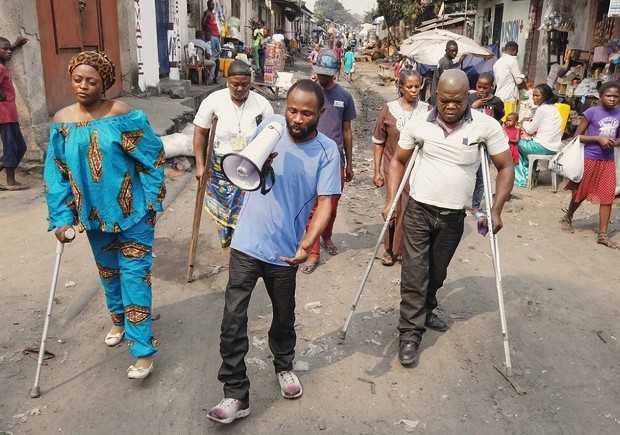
xmin=36 ymin=0 xmax=121 ymax=114
xmin=155 ymin=0 xmax=171 ymax=77
xmin=492 ymin=4 xmax=504 ymax=47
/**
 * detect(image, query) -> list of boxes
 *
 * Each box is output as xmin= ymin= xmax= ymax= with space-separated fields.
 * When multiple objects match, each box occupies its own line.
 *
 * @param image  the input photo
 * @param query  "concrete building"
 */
xmin=474 ymin=0 xmax=619 ymax=84
xmin=1 ymin=0 xmax=191 ymax=161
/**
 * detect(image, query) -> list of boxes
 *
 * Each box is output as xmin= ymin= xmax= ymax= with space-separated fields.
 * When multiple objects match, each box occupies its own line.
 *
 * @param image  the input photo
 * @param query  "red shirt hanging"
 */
xmin=0 ymin=64 xmax=19 ymax=124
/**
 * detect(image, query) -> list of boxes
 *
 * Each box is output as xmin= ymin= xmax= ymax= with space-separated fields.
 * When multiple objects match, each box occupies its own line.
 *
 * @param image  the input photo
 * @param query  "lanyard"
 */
xmin=233 ymin=100 xmax=247 ymax=135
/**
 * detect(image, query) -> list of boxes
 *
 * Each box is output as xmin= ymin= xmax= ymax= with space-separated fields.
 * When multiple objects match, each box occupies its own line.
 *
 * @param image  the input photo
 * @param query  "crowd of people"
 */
xmin=1 ymin=25 xmax=619 ymax=427
xmin=393 ymin=39 xmax=620 ymax=249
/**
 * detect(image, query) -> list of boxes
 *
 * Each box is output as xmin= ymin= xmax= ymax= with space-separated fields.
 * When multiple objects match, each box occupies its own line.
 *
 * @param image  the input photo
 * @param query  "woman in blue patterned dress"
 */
xmin=44 ymin=51 xmax=165 ymax=379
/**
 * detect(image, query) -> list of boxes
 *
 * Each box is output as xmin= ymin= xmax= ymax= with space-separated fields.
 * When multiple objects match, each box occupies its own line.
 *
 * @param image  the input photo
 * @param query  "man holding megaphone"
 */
xmin=206 ymin=79 xmax=342 ymax=424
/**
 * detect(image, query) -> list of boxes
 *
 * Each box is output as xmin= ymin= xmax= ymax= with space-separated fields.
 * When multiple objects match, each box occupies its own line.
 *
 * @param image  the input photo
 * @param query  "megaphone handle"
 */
xmin=260 ymin=165 xmax=276 ymax=195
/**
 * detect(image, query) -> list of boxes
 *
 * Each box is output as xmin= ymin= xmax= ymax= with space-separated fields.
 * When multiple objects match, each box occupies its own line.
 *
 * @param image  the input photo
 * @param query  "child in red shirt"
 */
xmin=504 ymin=112 xmax=520 ymax=164
xmin=0 ymin=36 xmax=28 ymax=190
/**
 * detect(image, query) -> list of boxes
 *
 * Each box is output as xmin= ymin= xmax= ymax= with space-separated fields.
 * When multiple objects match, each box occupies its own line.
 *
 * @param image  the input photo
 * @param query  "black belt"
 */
xmin=413 ymin=200 xmax=465 ymax=216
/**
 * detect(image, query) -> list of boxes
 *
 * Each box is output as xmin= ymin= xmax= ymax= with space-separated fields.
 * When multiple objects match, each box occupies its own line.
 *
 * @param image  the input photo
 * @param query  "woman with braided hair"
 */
xmin=44 ymin=51 xmax=165 ymax=379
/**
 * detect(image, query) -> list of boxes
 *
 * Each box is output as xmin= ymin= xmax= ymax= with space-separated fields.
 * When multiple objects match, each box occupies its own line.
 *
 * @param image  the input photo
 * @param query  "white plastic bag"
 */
xmin=162 ymin=132 xmax=193 ymax=158
xmin=549 ymin=137 xmax=584 ymax=182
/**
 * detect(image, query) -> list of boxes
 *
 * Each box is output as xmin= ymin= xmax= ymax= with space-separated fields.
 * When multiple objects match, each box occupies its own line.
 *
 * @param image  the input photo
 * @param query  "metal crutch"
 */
xmin=30 ymin=227 xmax=76 ymax=398
xmin=339 ymin=140 xmax=423 ymax=341
xmin=479 ymin=143 xmax=513 ymax=377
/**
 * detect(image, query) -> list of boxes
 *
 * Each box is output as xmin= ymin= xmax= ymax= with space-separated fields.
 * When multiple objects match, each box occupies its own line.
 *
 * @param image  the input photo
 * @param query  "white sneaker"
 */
xmin=277 ymin=370 xmax=303 ymax=399
xmin=206 ymin=398 xmax=250 ymax=424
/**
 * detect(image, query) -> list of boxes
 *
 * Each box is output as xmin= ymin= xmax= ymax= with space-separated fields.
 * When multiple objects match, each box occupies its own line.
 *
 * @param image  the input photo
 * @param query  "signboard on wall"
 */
xmin=610 ymin=0 xmax=620 ymax=17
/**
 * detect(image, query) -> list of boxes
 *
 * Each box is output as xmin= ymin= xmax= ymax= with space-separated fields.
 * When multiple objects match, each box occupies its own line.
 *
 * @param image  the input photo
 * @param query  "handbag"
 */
xmin=549 ymin=137 xmax=584 ymax=182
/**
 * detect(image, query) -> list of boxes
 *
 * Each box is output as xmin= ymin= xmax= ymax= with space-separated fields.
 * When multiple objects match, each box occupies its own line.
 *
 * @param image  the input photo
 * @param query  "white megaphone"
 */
xmin=221 ymin=121 xmax=284 ymax=192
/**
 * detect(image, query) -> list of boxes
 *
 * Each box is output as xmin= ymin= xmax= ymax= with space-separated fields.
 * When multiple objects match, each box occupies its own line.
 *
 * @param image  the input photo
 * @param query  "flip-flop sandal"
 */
xmin=381 ymin=252 xmax=396 ymax=267
xmin=301 ymin=261 xmax=319 ymax=274
xmin=322 ymin=240 xmax=338 ymax=256
xmin=559 ymin=212 xmax=574 ymax=233
xmin=597 ymin=233 xmax=619 ymax=249
xmin=0 ymin=183 xmax=28 ymax=191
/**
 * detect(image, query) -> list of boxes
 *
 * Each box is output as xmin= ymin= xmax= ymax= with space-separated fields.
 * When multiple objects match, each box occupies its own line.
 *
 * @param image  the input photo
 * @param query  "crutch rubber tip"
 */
xmin=337 ymin=330 xmax=347 ymax=342
xmin=30 ymin=386 xmax=41 ymax=398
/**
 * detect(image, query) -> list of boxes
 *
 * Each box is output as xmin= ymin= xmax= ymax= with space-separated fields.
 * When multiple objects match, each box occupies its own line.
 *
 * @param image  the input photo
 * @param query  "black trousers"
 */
xmin=218 ymin=249 xmax=298 ymax=401
xmin=399 ymin=200 xmax=465 ymax=343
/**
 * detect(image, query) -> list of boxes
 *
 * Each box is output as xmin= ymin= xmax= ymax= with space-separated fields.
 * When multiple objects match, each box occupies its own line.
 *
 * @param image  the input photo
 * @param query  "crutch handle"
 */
xmin=64 ymin=227 xmax=76 ymax=241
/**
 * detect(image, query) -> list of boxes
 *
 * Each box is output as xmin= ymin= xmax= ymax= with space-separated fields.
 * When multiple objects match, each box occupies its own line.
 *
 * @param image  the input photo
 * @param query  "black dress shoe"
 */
xmin=425 ymin=312 xmax=449 ymax=332
xmin=399 ymin=341 xmax=420 ymax=367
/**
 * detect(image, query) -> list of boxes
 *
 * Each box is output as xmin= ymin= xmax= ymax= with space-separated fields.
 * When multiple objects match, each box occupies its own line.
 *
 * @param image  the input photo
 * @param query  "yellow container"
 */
xmin=502 ymin=100 xmax=518 ymax=122
xmin=219 ymin=58 xmax=234 ymax=77
xmin=555 ymin=103 xmax=570 ymax=133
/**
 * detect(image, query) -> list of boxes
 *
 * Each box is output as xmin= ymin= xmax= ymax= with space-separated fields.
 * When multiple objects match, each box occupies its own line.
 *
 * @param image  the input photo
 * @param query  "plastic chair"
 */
xmin=527 ymin=154 xmax=560 ymax=192
xmin=183 ymin=45 xmax=206 ymax=85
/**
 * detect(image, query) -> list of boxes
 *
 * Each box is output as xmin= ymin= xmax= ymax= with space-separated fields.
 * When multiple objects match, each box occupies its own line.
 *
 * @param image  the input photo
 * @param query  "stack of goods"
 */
xmin=263 ymin=42 xmax=287 ymax=84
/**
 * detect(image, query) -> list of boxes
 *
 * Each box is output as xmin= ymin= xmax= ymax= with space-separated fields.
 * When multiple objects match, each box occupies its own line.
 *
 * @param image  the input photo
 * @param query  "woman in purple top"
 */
xmin=561 ymin=81 xmax=620 ymax=248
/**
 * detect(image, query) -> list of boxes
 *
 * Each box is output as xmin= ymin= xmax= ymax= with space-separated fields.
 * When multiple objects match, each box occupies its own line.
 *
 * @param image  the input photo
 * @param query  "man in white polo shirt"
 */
xmin=385 ymin=69 xmax=514 ymax=368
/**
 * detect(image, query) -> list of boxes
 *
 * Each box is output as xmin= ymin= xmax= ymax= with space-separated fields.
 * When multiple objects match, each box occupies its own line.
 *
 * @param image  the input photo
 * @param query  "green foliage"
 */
xmin=314 ymin=0 xmax=360 ymax=26
xmin=364 ymin=7 xmax=378 ymax=24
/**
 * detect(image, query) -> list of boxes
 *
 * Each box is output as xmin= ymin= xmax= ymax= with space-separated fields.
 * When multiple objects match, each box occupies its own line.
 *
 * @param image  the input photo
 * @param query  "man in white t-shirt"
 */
xmin=385 ymin=69 xmax=514 ymax=368
xmin=493 ymin=41 xmax=525 ymax=103
xmin=193 ymin=60 xmax=274 ymax=248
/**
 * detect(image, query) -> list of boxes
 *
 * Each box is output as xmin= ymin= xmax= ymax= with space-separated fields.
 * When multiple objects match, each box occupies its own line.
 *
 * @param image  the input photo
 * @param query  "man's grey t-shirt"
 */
xmin=317 ymin=83 xmax=357 ymax=158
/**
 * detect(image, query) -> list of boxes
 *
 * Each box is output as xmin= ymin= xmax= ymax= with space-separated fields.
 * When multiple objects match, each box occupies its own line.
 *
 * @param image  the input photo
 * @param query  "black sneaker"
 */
xmin=399 ymin=341 xmax=420 ymax=367
xmin=425 ymin=312 xmax=449 ymax=332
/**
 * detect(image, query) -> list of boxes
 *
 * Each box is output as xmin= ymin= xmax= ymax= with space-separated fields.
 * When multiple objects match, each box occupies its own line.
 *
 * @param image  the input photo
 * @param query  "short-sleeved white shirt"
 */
xmin=193 ymin=88 xmax=274 ymax=155
xmin=493 ymin=54 xmax=524 ymax=102
xmin=399 ymin=109 xmax=509 ymax=210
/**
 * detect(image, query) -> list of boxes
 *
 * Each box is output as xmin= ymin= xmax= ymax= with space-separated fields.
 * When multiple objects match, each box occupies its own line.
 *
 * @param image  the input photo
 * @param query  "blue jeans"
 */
xmin=0 ymin=122 xmax=27 ymax=168
xmin=87 ymin=211 xmax=157 ymax=358
xmin=472 ymin=166 xmax=484 ymax=209
xmin=210 ymin=36 xmax=221 ymax=58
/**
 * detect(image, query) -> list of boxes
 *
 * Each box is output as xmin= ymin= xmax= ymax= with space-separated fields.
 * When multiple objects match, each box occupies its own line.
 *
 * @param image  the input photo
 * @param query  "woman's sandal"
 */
xmin=559 ymin=212 xmax=574 ymax=233
xmin=322 ymin=240 xmax=338 ymax=256
xmin=597 ymin=233 xmax=619 ymax=249
xmin=301 ymin=261 xmax=320 ymax=274
xmin=381 ymin=252 xmax=396 ymax=267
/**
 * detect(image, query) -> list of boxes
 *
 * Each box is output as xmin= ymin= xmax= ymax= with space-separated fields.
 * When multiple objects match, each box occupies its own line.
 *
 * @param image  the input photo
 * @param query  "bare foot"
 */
xmin=134 ymin=356 xmax=154 ymax=369
xmin=109 ymin=325 xmax=124 ymax=335
xmin=381 ymin=252 xmax=396 ymax=267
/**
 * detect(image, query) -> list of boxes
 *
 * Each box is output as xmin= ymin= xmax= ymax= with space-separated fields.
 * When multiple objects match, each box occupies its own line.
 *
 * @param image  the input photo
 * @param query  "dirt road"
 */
xmin=1 ymin=62 xmax=619 ymax=434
